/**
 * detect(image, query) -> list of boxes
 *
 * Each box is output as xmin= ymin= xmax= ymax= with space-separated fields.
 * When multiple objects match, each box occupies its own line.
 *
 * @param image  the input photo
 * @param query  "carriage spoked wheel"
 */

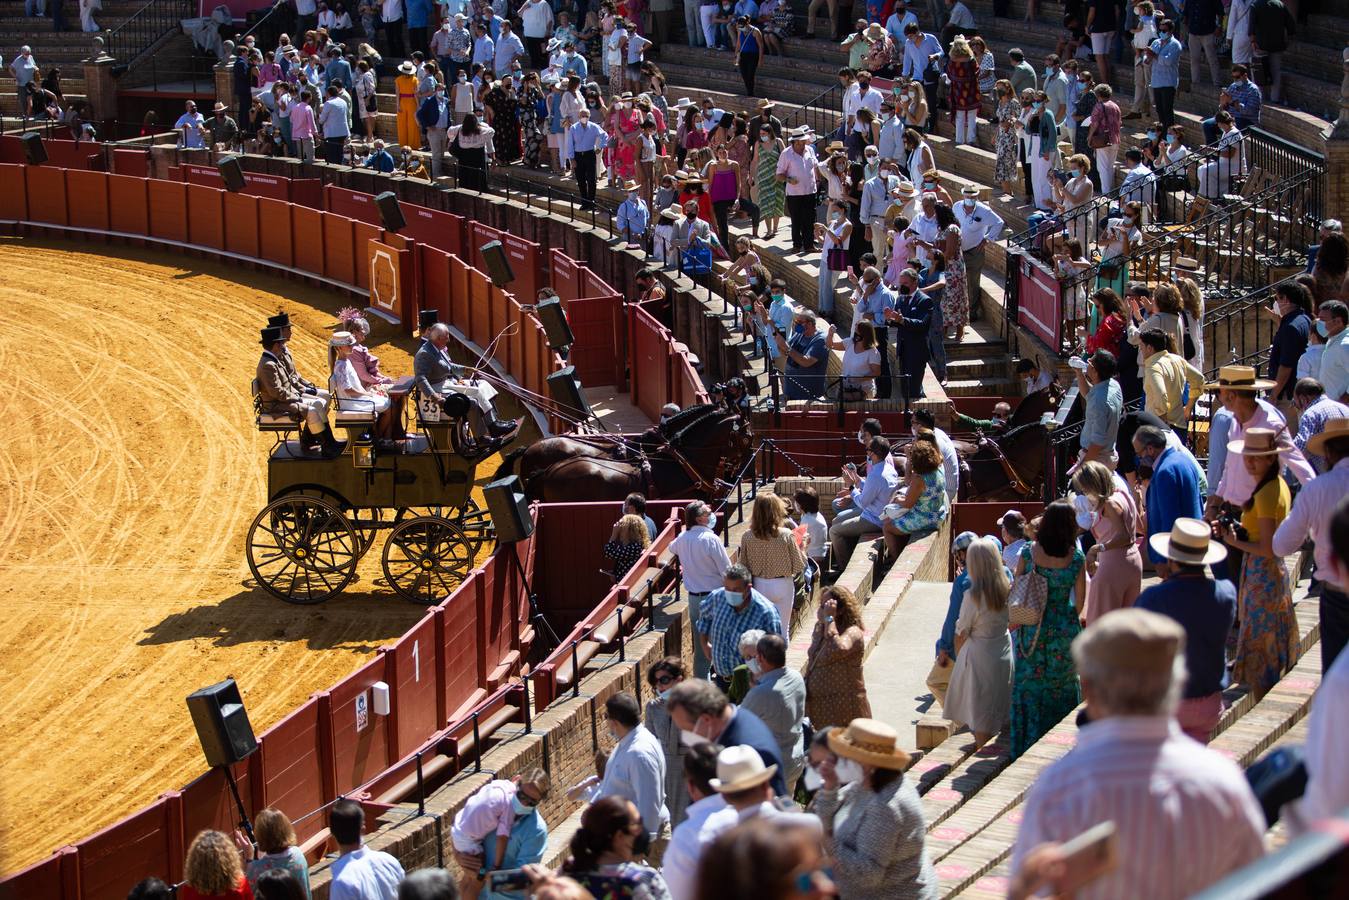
xmin=395 ymin=500 xmax=495 ymax=558
xmin=246 ymin=496 xmax=360 ymax=604
xmin=381 ymin=516 xmax=476 ymax=604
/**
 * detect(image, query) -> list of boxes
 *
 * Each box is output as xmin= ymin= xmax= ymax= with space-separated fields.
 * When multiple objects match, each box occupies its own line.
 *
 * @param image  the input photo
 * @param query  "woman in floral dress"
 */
xmin=993 ymin=79 xmax=1022 ymax=196
xmin=518 ymin=73 xmax=546 ymax=169
xmin=938 ymin=207 xmax=969 ymax=341
xmin=1008 ymin=501 xmax=1086 ymax=760
xmin=946 ymin=36 xmax=981 ymax=146
xmin=483 ymin=80 xmax=521 ymax=164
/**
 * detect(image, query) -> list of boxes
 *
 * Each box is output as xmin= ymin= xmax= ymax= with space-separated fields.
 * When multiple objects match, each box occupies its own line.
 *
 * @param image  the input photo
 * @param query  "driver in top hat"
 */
xmin=267 ymin=312 xmax=331 ymax=404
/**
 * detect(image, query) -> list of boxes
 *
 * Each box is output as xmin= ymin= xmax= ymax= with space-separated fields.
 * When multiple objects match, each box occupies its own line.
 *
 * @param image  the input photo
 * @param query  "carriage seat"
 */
xmin=251 ymin=378 xmax=302 ymax=432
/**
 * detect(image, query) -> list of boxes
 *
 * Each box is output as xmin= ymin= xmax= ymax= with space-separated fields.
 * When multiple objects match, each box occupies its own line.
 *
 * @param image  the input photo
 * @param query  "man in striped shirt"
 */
xmin=1009 ymin=609 xmax=1265 ymax=900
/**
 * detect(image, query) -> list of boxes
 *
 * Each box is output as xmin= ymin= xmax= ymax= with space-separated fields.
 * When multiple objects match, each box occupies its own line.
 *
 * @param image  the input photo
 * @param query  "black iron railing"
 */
xmin=236 ymin=1 xmax=293 ymax=51
xmin=1201 ymin=275 xmax=1301 ymax=379
xmin=780 ymin=80 xmax=844 ymax=142
xmin=105 ymin=0 xmax=194 ymax=72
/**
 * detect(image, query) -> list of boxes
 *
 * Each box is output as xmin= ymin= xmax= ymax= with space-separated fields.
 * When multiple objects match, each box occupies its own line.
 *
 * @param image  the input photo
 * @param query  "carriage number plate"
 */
xmin=417 ymin=394 xmax=442 ymax=423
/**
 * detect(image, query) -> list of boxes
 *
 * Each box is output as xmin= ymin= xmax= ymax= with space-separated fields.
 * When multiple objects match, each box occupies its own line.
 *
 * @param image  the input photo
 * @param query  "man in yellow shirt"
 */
xmin=1140 ymin=327 xmax=1204 ymax=437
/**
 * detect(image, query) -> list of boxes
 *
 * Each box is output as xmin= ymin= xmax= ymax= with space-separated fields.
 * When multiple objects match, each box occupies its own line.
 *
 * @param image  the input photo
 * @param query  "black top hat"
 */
xmin=418 ymin=309 xmax=439 ymax=331
xmin=268 ymin=312 xmax=291 ymax=328
xmin=260 ymin=325 xmax=285 ymax=346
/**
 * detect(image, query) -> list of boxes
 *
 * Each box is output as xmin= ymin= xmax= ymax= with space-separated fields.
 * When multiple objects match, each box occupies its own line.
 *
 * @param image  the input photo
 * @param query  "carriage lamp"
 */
xmin=353 ymin=431 xmax=375 ymax=469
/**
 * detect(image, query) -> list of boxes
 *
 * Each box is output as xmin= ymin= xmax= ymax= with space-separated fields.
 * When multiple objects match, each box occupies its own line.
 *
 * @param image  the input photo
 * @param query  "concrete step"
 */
xmin=945 ymin=354 xmax=1008 ymax=380
xmin=944 ymin=375 xmax=1015 ymax=396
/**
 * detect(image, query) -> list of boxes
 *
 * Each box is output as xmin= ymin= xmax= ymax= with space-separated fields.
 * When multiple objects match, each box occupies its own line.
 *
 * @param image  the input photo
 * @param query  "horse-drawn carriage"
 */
xmin=245 ymin=376 xmax=495 ymax=605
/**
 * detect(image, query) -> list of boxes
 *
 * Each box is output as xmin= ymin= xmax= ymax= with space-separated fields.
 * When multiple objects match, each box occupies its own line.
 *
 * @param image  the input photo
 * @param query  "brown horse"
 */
xmin=959 ymin=422 xmax=1051 ymax=501
xmin=1006 ymin=384 xmax=1065 ymax=430
xmin=494 ymin=404 xmax=756 ymax=502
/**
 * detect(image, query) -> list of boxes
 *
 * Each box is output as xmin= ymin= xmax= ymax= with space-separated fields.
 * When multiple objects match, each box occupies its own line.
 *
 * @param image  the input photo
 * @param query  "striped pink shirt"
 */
xmin=1010 ymin=716 xmax=1265 ymax=900
xmin=290 ymin=100 xmax=317 ymax=140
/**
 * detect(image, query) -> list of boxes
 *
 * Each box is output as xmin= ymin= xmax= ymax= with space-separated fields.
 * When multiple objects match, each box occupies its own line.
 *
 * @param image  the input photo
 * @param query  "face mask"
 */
xmin=1043 ymin=67 xmax=1054 ymax=78
xmin=679 ymin=728 xmax=704 ymax=748
xmin=834 ymin=757 xmax=864 ymax=785
xmin=1318 ymin=319 xmax=1330 ymax=338
xmin=657 ymin=688 xmax=671 ymax=700
xmin=1033 ymin=101 xmax=1044 ymax=111
xmin=631 ymin=830 xmax=651 ymax=857
xmin=802 ymin=765 xmax=824 ymax=791
xmin=793 ymin=323 xmax=804 ymax=336
xmin=1146 ymin=130 xmax=1158 ymax=141
xmin=923 ymin=181 xmax=935 ymax=189
xmin=963 ymin=199 xmax=976 ymax=210
xmin=865 ymin=154 xmax=878 ymax=164
xmin=1159 ymin=28 xmax=1170 ymax=35
xmin=746 ymin=657 xmax=762 ymax=675
xmin=1071 ymin=168 xmax=1083 ymax=178
xmin=512 ymin=795 xmax=534 ymax=815
xmin=628 ymin=190 xmax=638 ymax=200
xmin=772 ymin=292 xmax=784 ymax=302
xmin=830 ymin=212 xmax=843 ymax=222
xmin=857 ymin=430 xmax=868 ymax=444
xmin=724 ymin=590 xmax=746 ymax=608
xmin=580 ymin=116 xmax=590 ymax=124
xmin=761 ymin=133 xmax=771 ymax=141
xmin=1166 ymin=134 xmax=1179 ymax=144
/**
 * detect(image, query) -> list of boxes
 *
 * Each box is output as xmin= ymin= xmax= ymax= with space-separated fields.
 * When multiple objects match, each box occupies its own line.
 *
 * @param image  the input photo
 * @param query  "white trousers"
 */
xmin=753 ymin=575 xmax=796 ymax=630
xmin=1095 ymin=144 xmax=1119 ymax=193
xmin=445 ymin=379 xmax=498 ymax=414
xmin=1030 ymin=136 xmax=1055 ymax=210
xmin=954 ymin=109 xmax=977 ymax=145
xmin=700 ymin=3 xmax=719 ymax=48
xmin=298 ymin=395 xmax=328 ymax=432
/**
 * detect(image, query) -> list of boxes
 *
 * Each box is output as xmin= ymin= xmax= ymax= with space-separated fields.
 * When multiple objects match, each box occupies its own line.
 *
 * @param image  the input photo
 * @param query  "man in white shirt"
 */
xmin=589 ymin=692 xmax=669 ymax=838
xmin=1319 ymin=300 xmax=1349 ymax=404
xmin=669 ymin=500 xmax=732 ymax=678
xmin=174 ymin=99 xmax=206 ymax=150
xmin=1118 ymin=148 xmax=1157 ymax=206
xmin=661 ymin=742 xmax=739 ymax=900
xmin=900 ymin=24 xmax=943 ymax=131
xmin=494 ymin=20 xmax=527 ymax=76
xmin=884 ymin=0 xmax=918 ymax=42
xmin=318 ymin=84 xmax=350 ymax=163
xmin=518 ymin=0 xmax=554 ymax=67
xmin=381 ymin=0 xmax=406 ymax=58
xmin=1017 ymin=356 xmax=1054 ymax=395
xmin=952 ymin=185 xmax=1005 ymax=315
xmin=860 ymin=161 xmax=900 ymax=262
xmin=776 ymin=127 xmax=819 ymax=255
xmin=908 ymin=191 xmax=940 ymax=266
xmin=844 ymin=70 xmax=882 ymax=136
xmin=1010 ymin=610 xmax=1265 ymax=900
xmin=328 ymin=799 xmax=406 ymax=900
xmin=941 ymin=0 xmax=976 ymax=45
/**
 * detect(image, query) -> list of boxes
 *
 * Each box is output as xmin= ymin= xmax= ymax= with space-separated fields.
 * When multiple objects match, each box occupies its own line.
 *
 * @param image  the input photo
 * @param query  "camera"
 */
xmin=1215 ymin=513 xmax=1248 ymax=543
xmin=488 ymin=869 xmax=531 ymax=890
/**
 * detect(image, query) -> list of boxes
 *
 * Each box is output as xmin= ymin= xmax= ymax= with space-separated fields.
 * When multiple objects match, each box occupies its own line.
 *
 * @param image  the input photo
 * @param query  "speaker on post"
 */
xmin=217 ymin=155 xmax=246 ymax=192
xmin=374 ymin=190 xmax=406 ymax=232
xmin=535 ymin=298 xmax=574 ymax=350
xmin=484 ymin=475 xmax=534 ymax=543
xmin=186 ymin=678 xmax=258 ymax=768
xmin=479 ymin=241 xmax=515 ymax=287
xmin=20 ymin=132 xmax=47 ymax=165
xmin=547 ymin=366 xmax=594 ymax=420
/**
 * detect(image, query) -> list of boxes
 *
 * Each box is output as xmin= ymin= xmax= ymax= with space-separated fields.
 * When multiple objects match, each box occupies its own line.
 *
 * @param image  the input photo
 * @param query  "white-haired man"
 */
xmin=909 ymin=191 xmax=940 ymax=267
xmin=1009 ymin=608 xmax=1265 ymax=899
xmin=414 ymin=322 xmax=521 ymax=446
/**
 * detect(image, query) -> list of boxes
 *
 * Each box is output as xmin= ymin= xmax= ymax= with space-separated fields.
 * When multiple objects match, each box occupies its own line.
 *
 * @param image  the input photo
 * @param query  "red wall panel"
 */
xmin=551 ymin=249 xmax=580 ymax=302
xmin=391 ymin=613 xmax=439 ymax=757
xmin=325 ymin=657 xmax=391 ymax=793
xmin=468 ymin=222 xmax=499 ymax=273
xmin=353 ymin=221 xmax=383 ymax=289
xmin=292 ymin=204 xmax=325 ymax=277
xmin=147 ymin=179 xmax=188 ymax=243
xmin=186 ymin=183 xmax=225 ymax=250
xmin=65 ymin=169 xmax=110 ymax=231
xmin=77 ymin=803 xmax=174 ymax=900
xmin=419 ymin=246 xmax=452 ymax=325
xmin=0 ymin=162 xmax=28 ymax=221
xmin=442 ymin=571 xmax=484 ymax=719
xmin=223 ymin=192 xmax=260 ymax=258
xmin=25 ymin=165 xmax=69 ymax=225
xmin=258 ymin=197 xmax=294 ymax=268
xmin=468 ymin=270 xmax=491 ymax=349
xmin=107 ymin=174 xmax=148 ymax=236
xmin=180 ymin=764 xmax=254 ymax=855
xmin=499 ymin=232 xmax=539 ymax=303
xmin=111 ymin=148 xmax=148 ymax=177
xmin=257 ymin=699 xmax=326 ymax=844
xmin=630 ymin=307 xmax=670 ymax=421
xmin=325 ymin=186 xmax=382 ymax=225
xmin=322 ymin=214 xmax=356 ymax=285
xmin=449 ymin=255 xmax=470 ymax=333
xmin=404 ymin=205 xmax=464 ymax=256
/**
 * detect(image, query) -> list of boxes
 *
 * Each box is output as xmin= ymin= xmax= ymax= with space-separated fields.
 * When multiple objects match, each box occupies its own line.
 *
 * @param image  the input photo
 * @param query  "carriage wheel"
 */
xmin=381 ymin=516 xmax=475 ymax=604
xmin=247 ymin=496 xmax=359 ymax=604
xmin=397 ymin=500 xmax=496 ymax=558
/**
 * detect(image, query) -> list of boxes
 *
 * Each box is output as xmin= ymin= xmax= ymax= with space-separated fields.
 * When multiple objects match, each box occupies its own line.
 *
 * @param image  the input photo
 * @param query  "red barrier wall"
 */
xmin=291 ymin=204 xmax=325 ymax=276
xmin=66 ymin=169 xmax=109 ymax=231
xmin=27 ymin=165 xmax=69 ymax=226
xmin=224 ymin=193 xmax=260 ymax=258
xmin=108 ymin=175 xmax=149 ymax=237
xmin=0 ymin=162 xmax=27 ymax=221
xmin=404 ymin=205 xmax=464 ymax=257
xmin=322 ymin=215 xmax=356 ymax=285
xmin=147 ymin=180 xmax=187 ymax=244
xmin=258 ymin=197 xmax=294 ymax=268
xmin=186 ymin=184 xmax=225 ymax=250
xmin=499 ymin=232 xmax=540 ymax=304
xmin=550 ymin=249 xmax=580 ymax=302
xmin=325 ymin=186 xmax=382 ymax=226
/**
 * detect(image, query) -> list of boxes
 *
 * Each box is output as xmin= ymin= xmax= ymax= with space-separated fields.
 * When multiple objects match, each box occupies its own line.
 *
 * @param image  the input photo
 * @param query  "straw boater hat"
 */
xmin=659 ymin=206 xmax=681 ymax=221
xmin=960 ymin=185 xmax=980 ymax=198
xmin=684 ymin=175 xmax=704 ymax=185
xmin=1205 ymin=364 xmax=1275 ymax=393
xmin=213 ymin=101 xmax=227 ymax=113
xmin=1228 ymin=426 xmax=1282 ymax=457
xmin=621 ymin=179 xmax=640 ymax=192
xmin=895 ymin=180 xmax=918 ymax=198
xmin=1074 ymin=608 xmax=1186 ymax=677
xmin=826 ymin=140 xmax=845 ymax=154
xmin=1306 ymin=416 xmax=1349 ymax=458
xmin=828 ymin=718 xmax=911 ymax=769
xmin=329 ymin=330 xmax=355 ymax=347
xmin=1148 ymin=517 xmax=1227 ymax=565
xmin=710 ymin=745 xmax=777 ymax=793
xmin=757 ymin=98 xmax=775 ymax=109
xmin=398 ymin=60 xmax=416 ymax=74
xmin=788 ymin=125 xmax=810 ymax=140
xmin=1174 ymin=256 xmax=1204 ymax=278
xmin=864 ymin=22 xmax=886 ymax=39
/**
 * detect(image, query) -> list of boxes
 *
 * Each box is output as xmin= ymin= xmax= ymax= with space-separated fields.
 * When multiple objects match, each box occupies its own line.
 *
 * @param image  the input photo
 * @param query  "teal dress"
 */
xmin=892 ymin=469 xmax=948 ymax=534
xmin=1008 ymin=543 xmax=1084 ymax=759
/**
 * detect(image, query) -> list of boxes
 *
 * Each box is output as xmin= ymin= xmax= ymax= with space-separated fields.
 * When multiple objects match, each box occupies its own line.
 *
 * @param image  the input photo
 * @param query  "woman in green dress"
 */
xmin=752 ymin=129 xmax=786 ymax=241
xmin=1009 ymin=499 xmax=1086 ymax=759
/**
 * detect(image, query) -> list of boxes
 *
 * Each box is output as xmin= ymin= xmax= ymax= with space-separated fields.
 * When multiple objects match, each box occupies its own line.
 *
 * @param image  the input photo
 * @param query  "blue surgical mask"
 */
xmin=512 ymin=795 xmax=533 ymax=815
xmin=1043 ymin=66 xmax=1054 ymax=78
xmin=1146 ymin=130 xmax=1157 ymax=140
xmin=1318 ymin=319 xmax=1330 ymax=338
xmin=1166 ymin=134 xmax=1179 ymax=144
xmin=724 ymin=590 xmax=746 ymax=607
xmin=771 ymin=292 xmax=784 ymax=302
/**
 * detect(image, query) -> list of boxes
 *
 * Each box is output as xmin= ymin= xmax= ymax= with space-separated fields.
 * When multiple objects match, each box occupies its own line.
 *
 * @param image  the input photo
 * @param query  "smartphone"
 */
xmin=488 ymin=869 xmax=531 ymax=890
xmin=1055 ymin=821 xmax=1118 ymax=894
xmin=845 ymin=462 xmax=857 ymax=472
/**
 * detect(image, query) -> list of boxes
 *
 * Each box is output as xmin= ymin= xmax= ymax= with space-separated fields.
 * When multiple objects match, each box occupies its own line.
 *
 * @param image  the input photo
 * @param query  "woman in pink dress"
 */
xmin=1072 ymin=461 xmax=1142 ymax=625
xmin=606 ymin=91 xmax=643 ymax=183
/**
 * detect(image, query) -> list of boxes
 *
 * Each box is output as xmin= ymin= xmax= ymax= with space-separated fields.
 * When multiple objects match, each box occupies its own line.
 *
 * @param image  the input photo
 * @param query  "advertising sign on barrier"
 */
xmin=499 ymin=232 xmax=539 ymax=302
xmin=368 ymin=239 xmax=406 ymax=321
xmin=551 ymin=249 xmax=579 ymax=302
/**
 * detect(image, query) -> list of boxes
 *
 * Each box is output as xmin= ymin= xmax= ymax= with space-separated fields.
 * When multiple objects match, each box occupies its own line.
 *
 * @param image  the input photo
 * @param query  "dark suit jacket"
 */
xmin=719 ymin=706 xmax=788 ymax=796
xmin=413 ymin=340 xmax=465 ymax=398
xmin=892 ymin=287 xmax=933 ymax=368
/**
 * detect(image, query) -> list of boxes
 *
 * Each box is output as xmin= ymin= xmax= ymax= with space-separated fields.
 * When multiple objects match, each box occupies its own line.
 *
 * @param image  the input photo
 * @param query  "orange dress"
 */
xmin=395 ymin=72 xmax=420 ymax=148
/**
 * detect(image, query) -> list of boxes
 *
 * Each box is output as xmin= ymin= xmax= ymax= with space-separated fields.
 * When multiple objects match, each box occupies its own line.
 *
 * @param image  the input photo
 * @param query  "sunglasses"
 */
xmin=653 ymin=674 xmax=678 ymax=686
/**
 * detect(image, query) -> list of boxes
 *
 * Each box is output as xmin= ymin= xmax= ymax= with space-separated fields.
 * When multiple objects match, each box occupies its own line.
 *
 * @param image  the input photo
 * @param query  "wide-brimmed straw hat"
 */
xmin=710 ymin=745 xmax=777 ymax=793
xmin=1148 ymin=517 xmax=1227 ymax=565
xmin=1205 ymin=364 xmax=1275 ymax=393
xmin=397 ymin=60 xmax=416 ymax=74
xmin=1306 ymin=417 xmax=1349 ymax=458
xmin=329 ymin=330 xmax=355 ymax=347
xmin=1227 ymin=426 xmax=1282 ymax=457
xmin=894 ymin=180 xmax=918 ymax=198
xmin=827 ymin=718 xmax=911 ymax=769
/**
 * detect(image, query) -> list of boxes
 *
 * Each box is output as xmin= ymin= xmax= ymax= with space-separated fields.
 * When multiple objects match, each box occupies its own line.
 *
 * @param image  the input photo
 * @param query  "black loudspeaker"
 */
xmin=536 ymin=298 xmax=574 ymax=350
xmin=374 ymin=190 xmax=406 ymax=232
xmin=217 ymin=155 xmax=246 ymax=192
xmin=480 ymin=240 xmax=515 ymax=287
xmin=20 ymin=131 xmax=46 ymax=165
xmin=484 ymin=475 xmax=534 ymax=543
xmin=547 ymin=366 xmax=594 ymax=420
xmin=186 ymin=678 xmax=258 ymax=767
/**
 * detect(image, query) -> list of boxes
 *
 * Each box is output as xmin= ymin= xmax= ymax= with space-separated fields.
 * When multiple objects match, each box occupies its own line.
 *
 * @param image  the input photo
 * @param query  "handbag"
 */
xmin=826 ymin=247 xmax=849 ymax=272
xmin=1088 ymin=131 xmax=1108 ymax=150
xmin=1180 ymin=310 xmax=1197 ymax=360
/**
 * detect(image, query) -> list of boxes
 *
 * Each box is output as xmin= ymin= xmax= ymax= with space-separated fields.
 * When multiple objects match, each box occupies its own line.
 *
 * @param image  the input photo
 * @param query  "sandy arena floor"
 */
xmin=0 ymin=237 xmax=511 ymax=876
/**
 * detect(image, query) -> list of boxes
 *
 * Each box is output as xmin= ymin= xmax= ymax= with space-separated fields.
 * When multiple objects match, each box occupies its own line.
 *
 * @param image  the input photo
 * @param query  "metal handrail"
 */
xmin=781 ymin=80 xmax=844 ymax=140
xmin=104 ymin=0 xmax=193 ymax=71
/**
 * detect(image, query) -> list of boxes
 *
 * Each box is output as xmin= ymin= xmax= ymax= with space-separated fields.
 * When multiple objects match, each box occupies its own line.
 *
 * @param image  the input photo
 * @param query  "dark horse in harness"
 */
xmin=945 ymin=385 xmax=1074 ymax=501
xmin=493 ymin=404 xmax=756 ymax=502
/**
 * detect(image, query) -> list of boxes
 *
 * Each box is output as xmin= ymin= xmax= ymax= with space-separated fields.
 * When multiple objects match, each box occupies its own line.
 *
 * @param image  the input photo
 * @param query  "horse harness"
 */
xmin=975 ymin=435 xmax=1036 ymax=498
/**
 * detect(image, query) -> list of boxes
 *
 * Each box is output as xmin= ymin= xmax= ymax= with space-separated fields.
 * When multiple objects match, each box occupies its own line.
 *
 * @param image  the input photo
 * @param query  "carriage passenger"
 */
xmin=344 ymin=316 xmax=394 ymax=388
xmin=329 ymin=331 xmax=391 ymax=416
